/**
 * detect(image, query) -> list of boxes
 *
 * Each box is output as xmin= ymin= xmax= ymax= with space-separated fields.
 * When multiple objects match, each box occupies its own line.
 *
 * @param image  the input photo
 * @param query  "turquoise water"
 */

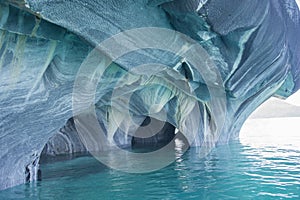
xmin=1 ymin=144 xmax=300 ymax=199
xmin=1 ymin=125 xmax=300 ymax=199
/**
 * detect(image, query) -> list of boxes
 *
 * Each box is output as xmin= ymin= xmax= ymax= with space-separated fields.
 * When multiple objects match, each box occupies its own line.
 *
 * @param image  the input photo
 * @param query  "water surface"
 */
xmin=1 ymin=118 xmax=300 ymax=200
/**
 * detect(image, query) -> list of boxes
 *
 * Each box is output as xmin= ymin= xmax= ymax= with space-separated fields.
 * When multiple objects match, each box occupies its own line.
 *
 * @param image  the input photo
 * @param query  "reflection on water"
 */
xmin=241 ymin=118 xmax=300 ymax=146
xmin=1 ymin=118 xmax=300 ymax=199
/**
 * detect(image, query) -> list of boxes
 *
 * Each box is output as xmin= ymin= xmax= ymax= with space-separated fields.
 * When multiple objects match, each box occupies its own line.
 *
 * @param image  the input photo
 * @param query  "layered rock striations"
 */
xmin=0 ymin=0 xmax=299 ymax=190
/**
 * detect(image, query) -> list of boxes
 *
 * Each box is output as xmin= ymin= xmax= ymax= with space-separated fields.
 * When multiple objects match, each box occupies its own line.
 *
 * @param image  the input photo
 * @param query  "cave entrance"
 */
xmin=131 ymin=116 xmax=176 ymax=152
xmin=38 ymin=116 xmax=189 ymax=181
xmin=39 ymin=115 xmax=189 ymax=162
xmin=40 ymin=116 xmax=182 ymax=156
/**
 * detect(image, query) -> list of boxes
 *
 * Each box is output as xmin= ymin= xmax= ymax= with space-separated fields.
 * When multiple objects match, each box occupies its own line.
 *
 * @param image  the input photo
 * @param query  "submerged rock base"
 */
xmin=0 ymin=0 xmax=299 ymax=190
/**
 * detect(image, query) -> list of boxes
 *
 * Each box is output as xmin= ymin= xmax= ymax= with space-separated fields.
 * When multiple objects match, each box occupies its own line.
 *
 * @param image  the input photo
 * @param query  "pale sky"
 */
xmin=239 ymin=0 xmax=300 ymax=138
xmin=286 ymin=90 xmax=300 ymax=106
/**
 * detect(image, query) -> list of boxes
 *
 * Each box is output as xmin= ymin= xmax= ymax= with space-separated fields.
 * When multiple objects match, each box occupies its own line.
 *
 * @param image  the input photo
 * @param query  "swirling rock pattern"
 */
xmin=0 ymin=0 xmax=299 ymax=190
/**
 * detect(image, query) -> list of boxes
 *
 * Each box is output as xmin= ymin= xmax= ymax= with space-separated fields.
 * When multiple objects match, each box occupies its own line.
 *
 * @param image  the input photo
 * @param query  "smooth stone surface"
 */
xmin=0 ymin=0 xmax=299 ymax=190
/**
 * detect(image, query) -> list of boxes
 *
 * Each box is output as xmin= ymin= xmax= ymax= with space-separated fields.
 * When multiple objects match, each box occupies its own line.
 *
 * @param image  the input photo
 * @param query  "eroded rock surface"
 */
xmin=0 ymin=0 xmax=299 ymax=190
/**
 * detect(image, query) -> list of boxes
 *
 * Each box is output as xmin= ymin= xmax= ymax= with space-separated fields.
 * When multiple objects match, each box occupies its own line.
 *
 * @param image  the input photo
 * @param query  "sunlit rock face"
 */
xmin=0 ymin=0 xmax=299 ymax=190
